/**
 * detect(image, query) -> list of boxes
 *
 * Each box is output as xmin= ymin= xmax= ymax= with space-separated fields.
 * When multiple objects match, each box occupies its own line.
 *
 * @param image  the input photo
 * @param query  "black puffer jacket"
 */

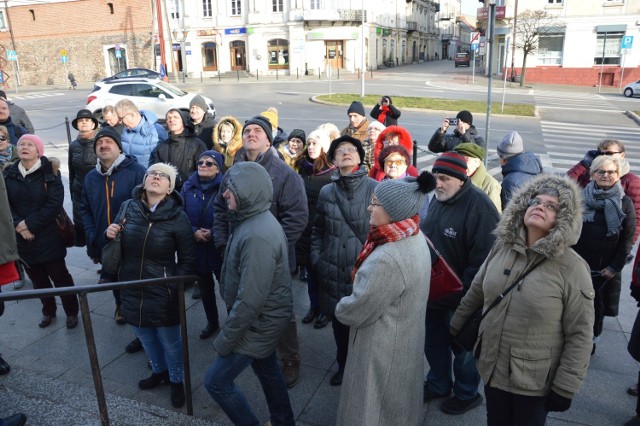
xmin=193 ymin=113 xmax=216 ymax=150
xmin=428 ymin=125 xmax=485 ymax=152
xmin=118 ymin=186 xmax=196 ymax=328
xmin=310 ymin=167 xmax=377 ymax=314
xmin=4 ymin=156 xmax=67 ymax=265
xmin=150 ymin=111 xmax=207 ymax=191
xmin=69 ymin=134 xmax=98 ymax=245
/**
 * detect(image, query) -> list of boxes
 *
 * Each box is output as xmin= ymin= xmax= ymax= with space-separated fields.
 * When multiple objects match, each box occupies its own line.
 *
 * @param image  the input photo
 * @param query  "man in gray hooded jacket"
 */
xmin=204 ymin=161 xmax=294 ymax=426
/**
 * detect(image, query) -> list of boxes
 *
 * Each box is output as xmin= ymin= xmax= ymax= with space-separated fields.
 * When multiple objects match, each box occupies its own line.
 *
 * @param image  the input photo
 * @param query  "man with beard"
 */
xmin=421 ymin=151 xmax=499 ymax=415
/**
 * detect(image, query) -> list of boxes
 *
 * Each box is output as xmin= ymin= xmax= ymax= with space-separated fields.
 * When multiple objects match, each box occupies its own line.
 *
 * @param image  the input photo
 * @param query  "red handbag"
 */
xmin=0 ymin=261 xmax=19 ymax=286
xmin=425 ymin=236 xmax=464 ymax=309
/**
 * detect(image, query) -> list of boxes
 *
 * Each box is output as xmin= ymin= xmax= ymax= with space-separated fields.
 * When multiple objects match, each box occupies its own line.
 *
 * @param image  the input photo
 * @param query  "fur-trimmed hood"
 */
xmin=495 ymin=175 xmax=583 ymax=258
xmin=373 ymin=125 xmax=413 ymax=166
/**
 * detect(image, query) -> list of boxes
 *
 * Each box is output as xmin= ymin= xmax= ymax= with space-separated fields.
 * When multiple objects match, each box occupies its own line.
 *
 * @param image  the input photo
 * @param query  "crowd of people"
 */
xmin=1 ymin=92 xmax=640 ymax=426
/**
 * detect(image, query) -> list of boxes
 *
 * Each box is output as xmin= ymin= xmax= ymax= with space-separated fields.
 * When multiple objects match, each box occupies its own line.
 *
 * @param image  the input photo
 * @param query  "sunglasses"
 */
xmin=384 ymin=159 xmax=406 ymax=166
xmin=197 ymin=160 xmax=217 ymax=167
xmin=0 ymin=135 xmax=6 ymax=141
xmin=601 ymin=151 xmax=622 ymax=156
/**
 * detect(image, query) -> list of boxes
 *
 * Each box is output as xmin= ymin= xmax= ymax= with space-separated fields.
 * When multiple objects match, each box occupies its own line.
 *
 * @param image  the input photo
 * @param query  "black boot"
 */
xmin=170 ymin=381 xmax=185 ymax=408
xmin=138 ymin=370 xmax=169 ymax=389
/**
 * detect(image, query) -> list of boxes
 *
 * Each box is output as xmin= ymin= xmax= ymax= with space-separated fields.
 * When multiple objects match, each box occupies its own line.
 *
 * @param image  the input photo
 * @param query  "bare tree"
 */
xmin=514 ymin=10 xmax=561 ymax=87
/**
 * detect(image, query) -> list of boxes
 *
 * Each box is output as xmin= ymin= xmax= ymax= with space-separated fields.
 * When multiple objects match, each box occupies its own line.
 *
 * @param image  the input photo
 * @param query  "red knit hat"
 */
xmin=431 ymin=152 xmax=468 ymax=181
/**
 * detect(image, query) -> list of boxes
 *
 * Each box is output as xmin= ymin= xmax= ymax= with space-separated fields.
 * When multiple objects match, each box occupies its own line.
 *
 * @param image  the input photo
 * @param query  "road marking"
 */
xmin=8 ymin=92 xmax=66 ymax=100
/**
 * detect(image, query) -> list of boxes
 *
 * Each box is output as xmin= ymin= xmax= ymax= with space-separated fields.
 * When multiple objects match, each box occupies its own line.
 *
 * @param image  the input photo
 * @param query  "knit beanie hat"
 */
xmin=307 ymin=129 xmax=331 ymax=154
xmin=347 ymin=101 xmax=365 ymax=117
xmin=189 ymin=95 xmax=209 ymax=112
xmin=93 ymin=126 xmax=123 ymax=153
xmin=18 ymin=134 xmax=44 ymax=157
xmin=243 ymin=115 xmax=274 ymax=144
xmin=146 ymin=162 xmax=178 ymax=193
xmin=328 ymin=135 xmax=365 ymax=163
xmin=497 ymin=131 xmax=524 ymax=159
xmin=198 ymin=149 xmax=224 ymax=170
xmin=431 ymin=152 xmax=468 ymax=181
xmin=374 ymin=171 xmax=436 ymax=223
xmin=456 ymin=110 xmax=473 ymax=126
xmin=288 ymin=129 xmax=306 ymax=144
xmin=453 ymin=142 xmax=485 ymax=160
xmin=259 ymin=109 xmax=278 ymax=130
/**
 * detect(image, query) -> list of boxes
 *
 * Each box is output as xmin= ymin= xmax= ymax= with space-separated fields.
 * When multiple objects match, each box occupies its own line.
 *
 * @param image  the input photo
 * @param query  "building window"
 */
xmin=231 ymin=0 xmax=241 ymax=15
xmin=169 ymin=1 xmax=179 ymax=19
xmin=202 ymin=0 xmax=212 ymax=17
xmin=595 ymin=32 xmax=623 ymax=65
xmin=382 ymin=39 xmax=387 ymax=62
xmin=538 ymin=33 xmax=564 ymax=65
xmin=0 ymin=11 xmax=6 ymax=29
xmin=547 ymin=0 xmax=562 ymax=4
xmin=272 ymin=0 xmax=283 ymax=12
xmin=268 ymin=38 xmax=289 ymax=69
xmin=310 ymin=0 xmax=320 ymax=9
xmin=202 ymin=42 xmax=217 ymax=70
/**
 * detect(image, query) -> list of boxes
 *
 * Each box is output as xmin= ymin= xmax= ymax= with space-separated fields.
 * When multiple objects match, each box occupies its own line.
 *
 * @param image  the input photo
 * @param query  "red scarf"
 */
xmin=377 ymin=105 xmax=390 ymax=125
xmin=351 ymin=214 xmax=420 ymax=282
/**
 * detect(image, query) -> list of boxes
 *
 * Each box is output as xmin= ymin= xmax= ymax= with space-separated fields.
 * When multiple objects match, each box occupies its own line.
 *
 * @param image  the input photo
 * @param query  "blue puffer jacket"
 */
xmin=117 ymin=186 xmax=196 ymax=328
xmin=79 ymin=154 xmax=146 ymax=259
xmin=120 ymin=110 xmax=161 ymax=167
xmin=501 ymin=151 xmax=543 ymax=208
xmin=179 ymin=168 xmax=223 ymax=276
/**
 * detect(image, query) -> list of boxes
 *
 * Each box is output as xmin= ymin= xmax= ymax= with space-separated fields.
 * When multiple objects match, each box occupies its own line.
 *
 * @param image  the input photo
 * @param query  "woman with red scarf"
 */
xmin=334 ymin=171 xmax=435 ymax=426
xmin=370 ymin=96 xmax=401 ymax=127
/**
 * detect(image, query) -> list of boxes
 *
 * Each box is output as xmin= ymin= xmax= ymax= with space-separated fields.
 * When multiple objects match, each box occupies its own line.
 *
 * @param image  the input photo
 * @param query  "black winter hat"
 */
xmin=347 ymin=101 xmax=365 ymax=117
xmin=73 ymin=109 xmax=99 ymax=130
xmin=456 ymin=110 xmax=473 ymax=126
xmin=93 ymin=126 xmax=123 ymax=153
xmin=288 ymin=129 xmax=306 ymax=143
xmin=328 ymin=135 xmax=365 ymax=164
xmin=243 ymin=115 xmax=274 ymax=144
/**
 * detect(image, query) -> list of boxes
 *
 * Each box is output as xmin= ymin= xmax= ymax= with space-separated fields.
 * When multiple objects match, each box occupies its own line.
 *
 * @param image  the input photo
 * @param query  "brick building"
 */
xmin=0 ymin=0 xmax=154 ymax=87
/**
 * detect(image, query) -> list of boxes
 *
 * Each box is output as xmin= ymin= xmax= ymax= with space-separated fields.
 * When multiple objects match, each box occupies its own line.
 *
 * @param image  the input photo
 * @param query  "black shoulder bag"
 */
xmin=453 ymin=257 xmax=547 ymax=353
xmin=101 ymin=199 xmax=132 ymax=277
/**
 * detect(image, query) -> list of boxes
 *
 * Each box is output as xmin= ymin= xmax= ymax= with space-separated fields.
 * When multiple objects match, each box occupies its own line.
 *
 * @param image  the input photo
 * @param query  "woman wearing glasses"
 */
xmin=0 ymin=126 xmax=16 ymax=169
xmin=368 ymin=125 xmax=418 ymax=180
xmin=451 ymin=175 xmax=595 ymax=425
xmin=180 ymin=151 xmax=224 ymax=339
xmin=573 ymin=156 xmax=635 ymax=355
xmin=105 ymin=162 xmax=195 ymax=408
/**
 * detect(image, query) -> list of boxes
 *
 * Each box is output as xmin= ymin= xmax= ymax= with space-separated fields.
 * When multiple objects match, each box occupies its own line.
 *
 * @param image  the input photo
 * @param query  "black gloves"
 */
xmin=580 ymin=150 xmax=601 ymax=168
xmin=545 ymin=390 xmax=572 ymax=412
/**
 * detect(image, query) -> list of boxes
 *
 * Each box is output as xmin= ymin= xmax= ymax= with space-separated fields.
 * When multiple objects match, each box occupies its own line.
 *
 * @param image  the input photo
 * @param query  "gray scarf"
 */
xmin=583 ymin=181 xmax=625 ymax=236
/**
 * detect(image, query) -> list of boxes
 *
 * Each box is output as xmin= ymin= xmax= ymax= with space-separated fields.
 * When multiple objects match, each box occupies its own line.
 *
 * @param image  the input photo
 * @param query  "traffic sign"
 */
xmin=60 ymin=49 xmax=67 ymax=56
xmin=470 ymin=32 xmax=480 ymax=43
xmin=471 ymin=42 xmax=478 ymax=51
xmin=6 ymin=50 xmax=16 ymax=61
xmin=61 ymin=55 xmax=68 ymax=64
xmin=622 ymin=36 xmax=633 ymax=49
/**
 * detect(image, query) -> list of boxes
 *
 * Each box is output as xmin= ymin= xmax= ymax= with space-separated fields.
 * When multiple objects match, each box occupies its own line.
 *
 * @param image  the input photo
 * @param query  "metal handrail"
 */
xmin=0 ymin=276 xmax=200 ymax=426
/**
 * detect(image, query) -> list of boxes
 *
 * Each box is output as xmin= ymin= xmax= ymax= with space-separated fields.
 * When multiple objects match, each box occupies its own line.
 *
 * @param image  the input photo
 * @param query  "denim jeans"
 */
xmin=133 ymin=325 xmax=183 ymax=383
xmin=424 ymin=307 xmax=480 ymax=400
xmin=204 ymin=351 xmax=294 ymax=426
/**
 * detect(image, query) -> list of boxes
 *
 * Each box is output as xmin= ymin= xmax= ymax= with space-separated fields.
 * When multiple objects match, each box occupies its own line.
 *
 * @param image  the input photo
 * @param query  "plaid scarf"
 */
xmin=351 ymin=214 xmax=420 ymax=282
xmin=583 ymin=182 xmax=625 ymax=236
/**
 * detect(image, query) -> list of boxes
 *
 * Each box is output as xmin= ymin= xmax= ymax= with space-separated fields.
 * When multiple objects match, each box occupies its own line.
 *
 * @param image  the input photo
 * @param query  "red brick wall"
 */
xmin=505 ymin=66 xmax=640 ymax=87
xmin=0 ymin=0 xmax=154 ymax=86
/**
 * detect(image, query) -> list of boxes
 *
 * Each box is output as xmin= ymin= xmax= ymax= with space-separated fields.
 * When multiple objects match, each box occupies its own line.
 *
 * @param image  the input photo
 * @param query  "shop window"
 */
xmin=595 ymin=32 xmax=623 ymax=65
xmin=538 ymin=33 xmax=564 ymax=65
xmin=268 ymin=38 xmax=289 ymax=69
xmin=202 ymin=42 xmax=217 ymax=70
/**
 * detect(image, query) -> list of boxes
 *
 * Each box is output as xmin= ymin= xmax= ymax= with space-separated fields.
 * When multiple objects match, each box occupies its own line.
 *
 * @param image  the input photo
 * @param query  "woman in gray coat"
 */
xmin=335 ymin=172 xmax=435 ymax=426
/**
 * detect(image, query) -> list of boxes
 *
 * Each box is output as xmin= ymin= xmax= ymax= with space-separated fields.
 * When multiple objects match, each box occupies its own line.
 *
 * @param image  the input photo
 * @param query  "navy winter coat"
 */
xmin=79 ymin=154 xmax=146 ymax=259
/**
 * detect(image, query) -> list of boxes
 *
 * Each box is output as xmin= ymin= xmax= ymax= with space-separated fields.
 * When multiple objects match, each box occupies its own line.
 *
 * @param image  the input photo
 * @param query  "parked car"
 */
xmin=623 ymin=80 xmax=640 ymax=97
xmin=86 ymin=78 xmax=215 ymax=122
xmin=101 ymin=68 xmax=161 ymax=82
xmin=454 ymin=52 xmax=470 ymax=67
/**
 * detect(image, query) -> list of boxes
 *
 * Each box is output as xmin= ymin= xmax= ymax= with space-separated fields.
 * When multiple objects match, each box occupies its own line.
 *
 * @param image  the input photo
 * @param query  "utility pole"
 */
xmin=155 ymin=0 xmax=168 ymax=81
xmin=510 ymin=0 xmax=518 ymax=81
xmin=4 ymin=0 xmax=19 ymax=89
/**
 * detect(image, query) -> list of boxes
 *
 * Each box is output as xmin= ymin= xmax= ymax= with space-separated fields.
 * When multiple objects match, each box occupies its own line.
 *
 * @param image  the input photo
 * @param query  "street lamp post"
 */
xmin=484 ymin=0 xmax=496 ymax=166
xmin=172 ymin=29 xmax=188 ymax=83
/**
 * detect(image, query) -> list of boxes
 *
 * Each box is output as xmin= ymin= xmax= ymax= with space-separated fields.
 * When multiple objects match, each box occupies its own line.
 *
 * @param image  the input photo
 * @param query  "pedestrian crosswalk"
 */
xmin=534 ymin=90 xmax=620 ymax=112
xmin=7 ymin=92 xmax=66 ymax=100
xmin=541 ymin=120 xmax=640 ymax=174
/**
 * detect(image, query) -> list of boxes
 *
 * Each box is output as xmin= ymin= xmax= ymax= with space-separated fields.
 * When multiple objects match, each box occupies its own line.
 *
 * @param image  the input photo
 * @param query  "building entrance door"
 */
xmin=230 ymin=41 xmax=246 ymax=71
xmin=325 ymin=41 xmax=343 ymax=69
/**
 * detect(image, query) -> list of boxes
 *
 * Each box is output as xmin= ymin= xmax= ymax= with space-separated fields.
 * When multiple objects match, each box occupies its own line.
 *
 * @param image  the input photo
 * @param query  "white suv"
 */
xmin=86 ymin=78 xmax=215 ymax=121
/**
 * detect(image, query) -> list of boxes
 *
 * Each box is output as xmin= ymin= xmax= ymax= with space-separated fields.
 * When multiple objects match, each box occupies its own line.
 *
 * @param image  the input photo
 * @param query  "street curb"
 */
xmin=309 ymin=95 xmax=539 ymax=120
xmin=625 ymin=110 xmax=640 ymax=127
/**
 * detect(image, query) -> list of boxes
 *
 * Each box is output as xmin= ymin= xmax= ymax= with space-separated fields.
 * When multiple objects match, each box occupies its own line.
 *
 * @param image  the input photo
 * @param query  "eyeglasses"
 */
xmin=197 ymin=160 xmax=216 ymax=167
xmin=117 ymin=112 xmax=132 ymax=122
xmin=147 ymin=171 xmax=170 ymax=180
xmin=369 ymin=197 xmax=382 ymax=207
xmin=602 ymin=151 xmax=622 ymax=156
xmin=384 ymin=159 xmax=406 ymax=167
xmin=0 ymin=135 xmax=7 ymax=141
xmin=527 ymin=198 xmax=559 ymax=213
xmin=335 ymin=146 xmax=357 ymax=156
xmin=595 ymin=169 xmax=618 ymax=176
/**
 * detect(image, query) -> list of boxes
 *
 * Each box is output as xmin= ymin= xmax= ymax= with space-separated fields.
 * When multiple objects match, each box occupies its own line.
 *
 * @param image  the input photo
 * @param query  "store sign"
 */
xmin=225 ymin=28 xmax=246 ymax=35
xmin=477 ymin=6 xmax=506 ymax=20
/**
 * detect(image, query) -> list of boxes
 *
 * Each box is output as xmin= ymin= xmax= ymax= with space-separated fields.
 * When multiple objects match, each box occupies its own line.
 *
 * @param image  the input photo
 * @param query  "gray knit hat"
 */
xmin=374 ymin=172 xmax=436 ymax=223
xmin=189 ymin=95 xmax=209 ymax=112
xmin=497 ymin=131 xmax=524 ymax=159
